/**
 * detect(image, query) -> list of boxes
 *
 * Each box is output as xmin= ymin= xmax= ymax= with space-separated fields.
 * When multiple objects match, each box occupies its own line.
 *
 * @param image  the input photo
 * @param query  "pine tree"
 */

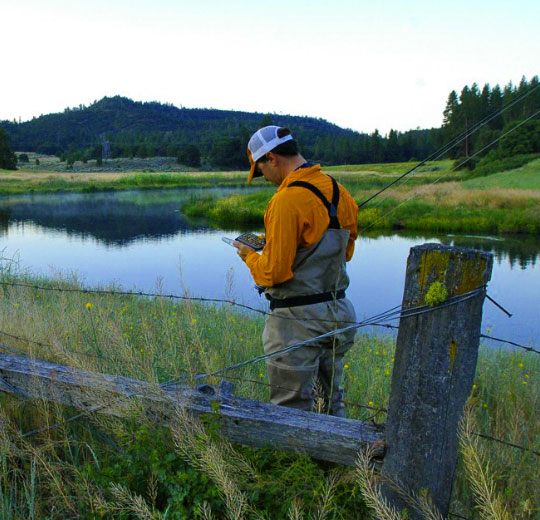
xmin=442 ymin=90 xmax=459 ymax=127
xmin=0 ymin=128 xmax=17 ymax=170
xmin=259 ymin=114 xmax=273 ymax=127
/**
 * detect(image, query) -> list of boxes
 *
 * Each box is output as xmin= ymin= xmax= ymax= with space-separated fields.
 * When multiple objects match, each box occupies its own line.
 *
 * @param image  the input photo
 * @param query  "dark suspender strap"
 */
xmin=288 ymin=175 xmax=341 ymax=229
xmin=267 ymin=290 xmax=346 ymax=310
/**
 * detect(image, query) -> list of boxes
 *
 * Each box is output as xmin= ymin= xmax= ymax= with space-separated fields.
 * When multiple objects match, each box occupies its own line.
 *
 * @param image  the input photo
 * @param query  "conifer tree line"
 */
xmin=441 ymin=75 xmax=540 ymax=164
xmin=1 ymin=75 xmax=538 ymax=170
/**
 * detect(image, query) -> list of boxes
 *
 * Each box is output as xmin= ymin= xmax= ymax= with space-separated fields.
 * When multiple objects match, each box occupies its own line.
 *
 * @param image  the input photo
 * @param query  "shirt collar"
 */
xmin=278 ymin=163 xmax=322 ymax=192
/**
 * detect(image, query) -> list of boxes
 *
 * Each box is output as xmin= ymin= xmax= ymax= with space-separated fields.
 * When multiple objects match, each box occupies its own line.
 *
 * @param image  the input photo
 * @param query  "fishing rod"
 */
xmin=356 ymin=81 xmax=540 ymax=210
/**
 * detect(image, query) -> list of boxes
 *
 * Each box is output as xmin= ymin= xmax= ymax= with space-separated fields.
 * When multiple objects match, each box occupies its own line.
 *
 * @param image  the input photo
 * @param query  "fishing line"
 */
xmin=355 ymin=81 xmax=540 ymax=211
xmin=358 ymin=107 xmax=540 ymax=235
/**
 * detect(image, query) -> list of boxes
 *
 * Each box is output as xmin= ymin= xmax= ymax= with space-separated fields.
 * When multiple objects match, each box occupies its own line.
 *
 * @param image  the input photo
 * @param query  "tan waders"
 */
xmin=263 ymin=176 xmax=356 ymax=417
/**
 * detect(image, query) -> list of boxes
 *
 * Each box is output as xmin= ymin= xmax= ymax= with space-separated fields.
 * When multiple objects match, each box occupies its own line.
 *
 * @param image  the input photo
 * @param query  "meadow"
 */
xmin=4 ymin=157 xmax=540 ymax=238
xmin=0 ymin=266 xmax=538 ymax=519
xmin=184 ymin=159 xmax=540 ymax=235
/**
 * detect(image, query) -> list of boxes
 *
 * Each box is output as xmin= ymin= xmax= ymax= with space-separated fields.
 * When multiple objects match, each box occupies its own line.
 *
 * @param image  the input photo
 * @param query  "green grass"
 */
xmin=184 ymin=189 xmax=273 ymax=228
xmin=0 ymin=270 xmax=538 ymax=518
xmin=462 ymin=158 xmax=540 ymax=189
xmin=325 ymin=159 xmax=454 ymax=175
xmin=357 ymin=199 xmax=540 ymax=235
xmin=0 ymin=170 xmax=249 ymax=195
xmin=182 ymin=159 xmax=540 ymax=235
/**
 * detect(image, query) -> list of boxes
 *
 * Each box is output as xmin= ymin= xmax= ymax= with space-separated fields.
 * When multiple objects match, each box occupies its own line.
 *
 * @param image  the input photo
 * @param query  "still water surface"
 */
xmin=0 ymin=188 xmax=539 ymax=347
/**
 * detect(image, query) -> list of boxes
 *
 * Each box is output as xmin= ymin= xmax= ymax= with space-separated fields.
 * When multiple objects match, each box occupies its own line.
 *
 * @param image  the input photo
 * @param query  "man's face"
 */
xmin=257 ymin=156 xmax=281 ymax=186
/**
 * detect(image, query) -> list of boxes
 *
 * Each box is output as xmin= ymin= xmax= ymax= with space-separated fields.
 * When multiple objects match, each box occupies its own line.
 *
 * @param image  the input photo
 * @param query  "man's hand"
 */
xmin=233 ymin=240 xmax=254 ymax=261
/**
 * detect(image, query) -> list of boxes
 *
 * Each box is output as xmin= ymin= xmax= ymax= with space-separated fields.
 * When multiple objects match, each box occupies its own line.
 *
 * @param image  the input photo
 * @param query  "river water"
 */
xmin=0 ymin=188 xmax=538 ymax=348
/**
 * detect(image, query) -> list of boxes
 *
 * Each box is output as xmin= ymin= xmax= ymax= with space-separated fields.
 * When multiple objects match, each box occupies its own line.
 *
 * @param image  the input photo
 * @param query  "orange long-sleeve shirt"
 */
xmin=245 ymin=164 xmax=358 ymax=287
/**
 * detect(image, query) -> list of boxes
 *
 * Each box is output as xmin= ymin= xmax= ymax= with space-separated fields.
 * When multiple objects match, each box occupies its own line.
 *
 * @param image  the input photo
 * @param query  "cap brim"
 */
xmin=247 ymin=148 xmax=263 ymax=183
xmin=248 ymin=162 xmax=264 ymax=183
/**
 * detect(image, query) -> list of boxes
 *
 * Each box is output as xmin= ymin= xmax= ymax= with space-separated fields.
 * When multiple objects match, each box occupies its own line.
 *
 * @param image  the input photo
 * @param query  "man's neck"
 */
xmin=279 ymin=155 xmax=307 ymax=180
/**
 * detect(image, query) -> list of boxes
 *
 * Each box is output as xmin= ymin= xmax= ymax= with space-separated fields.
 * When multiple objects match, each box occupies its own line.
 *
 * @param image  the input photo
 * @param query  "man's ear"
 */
xmin=266 ymin=152 xmax=279 ymax=166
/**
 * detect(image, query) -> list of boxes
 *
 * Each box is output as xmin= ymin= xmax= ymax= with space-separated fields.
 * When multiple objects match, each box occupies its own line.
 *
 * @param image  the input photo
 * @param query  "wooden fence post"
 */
xmin=381 ymin=243 xmax=493 ymax=518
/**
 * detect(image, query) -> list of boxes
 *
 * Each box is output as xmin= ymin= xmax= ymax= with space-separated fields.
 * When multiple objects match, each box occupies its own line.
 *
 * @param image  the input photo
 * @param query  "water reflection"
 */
xmin=364 ymin=230 xmax=540 ymax=269
xmin=0 ymin=208 xmax=10 ymax=236
xmin=0 ymin=190 xmax=233 ymax=246
xmin=443 ymin=235 xmax=539 ymax=270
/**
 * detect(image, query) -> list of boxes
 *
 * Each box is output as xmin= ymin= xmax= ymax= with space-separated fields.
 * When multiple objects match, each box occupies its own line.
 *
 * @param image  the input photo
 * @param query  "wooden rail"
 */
xmin=0 ymin=352 xmax=384 ymax=466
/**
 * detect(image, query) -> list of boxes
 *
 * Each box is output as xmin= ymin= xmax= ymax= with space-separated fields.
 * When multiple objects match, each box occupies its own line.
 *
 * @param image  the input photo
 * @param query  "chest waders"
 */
xmin=262 ymin=175 xmax=356 ymax=417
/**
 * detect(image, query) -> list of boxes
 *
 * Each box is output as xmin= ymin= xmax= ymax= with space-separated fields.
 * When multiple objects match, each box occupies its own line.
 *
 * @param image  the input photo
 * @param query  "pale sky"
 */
xmin=1 ymin=0 xmax=539 ymax=134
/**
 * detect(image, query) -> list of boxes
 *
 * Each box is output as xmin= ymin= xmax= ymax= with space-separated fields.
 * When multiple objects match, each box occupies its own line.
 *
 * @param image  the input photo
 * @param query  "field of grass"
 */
xmin=0 ymin=169 xmax=248 ymax=195
xmin=0 ymin=268 xmax=538 ymax=518
xmin=0 ymin=159 xmax=459 ymax=196
xmin=325 ymin=159 xmax=454 ymax=175
xmin=462 ymin=158 xmax=540 ymax=189
xmin=183 ymin=159 xmax=540 ymax=235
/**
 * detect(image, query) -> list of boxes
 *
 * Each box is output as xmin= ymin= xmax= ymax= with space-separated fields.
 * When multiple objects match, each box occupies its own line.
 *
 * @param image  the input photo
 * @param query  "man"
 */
xmin=234 ymin=126 xmax=358 ymax=417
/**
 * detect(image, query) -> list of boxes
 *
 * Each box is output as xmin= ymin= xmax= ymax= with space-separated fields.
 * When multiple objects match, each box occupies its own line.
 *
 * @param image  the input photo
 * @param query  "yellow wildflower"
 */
xmin=191 ymin=318 xmax=197 ymax=325
xmin=368 ymin=401 xmax=374 ymax=407
xmin=85 ymin=302 xmax=93 ymax=310
xmin=344 ymin=364 xmax=349 ymax=369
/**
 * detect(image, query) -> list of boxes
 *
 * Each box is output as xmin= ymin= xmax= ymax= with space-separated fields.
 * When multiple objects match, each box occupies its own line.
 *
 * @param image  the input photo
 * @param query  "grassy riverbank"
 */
xmin=184 ymin=159 xmax=540 ymax=235
xmin=0 ymin=271 xmax=538 ymax=518
xmin=0 ymin=169 xmax=249 ymax=194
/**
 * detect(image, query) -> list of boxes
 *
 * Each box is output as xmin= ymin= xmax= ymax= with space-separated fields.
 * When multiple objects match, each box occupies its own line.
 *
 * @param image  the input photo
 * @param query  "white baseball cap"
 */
xmin=246 ymin=126 xmax=293 ymax=182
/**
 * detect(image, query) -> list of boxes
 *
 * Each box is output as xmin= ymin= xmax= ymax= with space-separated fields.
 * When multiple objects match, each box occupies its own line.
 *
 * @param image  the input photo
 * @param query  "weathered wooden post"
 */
xmin=381 ymin=243 xmax=493 ymax=518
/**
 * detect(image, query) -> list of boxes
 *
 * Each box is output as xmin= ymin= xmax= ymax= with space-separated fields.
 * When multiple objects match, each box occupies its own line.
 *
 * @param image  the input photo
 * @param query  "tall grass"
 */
xmin=184 ymin=190 xmax=273 ymax=228
xmin=182 ymin=162 xmax=540 ymax=235
xmin=0 ymin=269 xmax=538 ymax=518
xmin=0 ymin=171 xmax=249 ymax=195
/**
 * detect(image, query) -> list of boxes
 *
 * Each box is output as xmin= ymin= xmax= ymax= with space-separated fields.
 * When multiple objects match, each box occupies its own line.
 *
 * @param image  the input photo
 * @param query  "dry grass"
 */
xmin=459 ymin=407 xmax=513 ymax=520
xmin=0 ymin=170 xmax=244 ymax=182
xmin=351 ymin=181 xmax=540 ymax=209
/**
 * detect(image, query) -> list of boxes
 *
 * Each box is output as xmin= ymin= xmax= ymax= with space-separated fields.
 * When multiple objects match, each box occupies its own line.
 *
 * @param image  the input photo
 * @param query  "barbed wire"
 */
xmin=480 ymin=334 xmax=540 ymax=355
xmin=0 ymin=278 xmax=396 ymax=326
xmin=178 ymin=288 xmax=486 ymax=384
xmin=474 ymin=432 xmax=540 ymax=458
xmin=0 ymin=277 xmax=487 ymax=329
xmin=0 ymin=285 xmax=491 ymax=388
xmin=449 ymin=512 xmax=472 ymax=520
xmin=355 ymin=81 xmax=540 ymax=214
xmin=216 ymin=373 xmax=388 ymax=417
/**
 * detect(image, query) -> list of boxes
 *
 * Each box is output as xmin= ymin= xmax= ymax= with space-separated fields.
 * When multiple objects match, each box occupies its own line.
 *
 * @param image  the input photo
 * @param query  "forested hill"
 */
xmin=2 ymin=75 xmax=539 ymax=170
xmin=0 ymin=96 xmax=441 ymax=168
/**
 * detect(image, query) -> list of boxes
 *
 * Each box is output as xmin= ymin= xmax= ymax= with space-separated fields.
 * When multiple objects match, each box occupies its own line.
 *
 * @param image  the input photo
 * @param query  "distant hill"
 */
xmin=0 ymin=96 xmax=442 ymax=168
xmin=0 ymin=97 xmax=364 ymax=166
